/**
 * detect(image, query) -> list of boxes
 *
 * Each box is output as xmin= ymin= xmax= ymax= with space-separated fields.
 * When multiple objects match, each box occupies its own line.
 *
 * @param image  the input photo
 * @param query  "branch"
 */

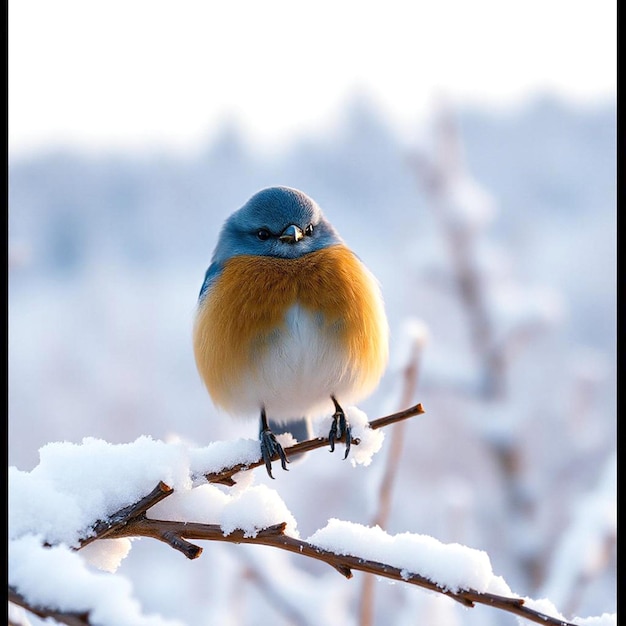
xmin=80 ymin=481 xmax=174 ymax=548
xmin=9 ymin=586 xmax=90 ymax=626
xmin=77 ymin=405 xmax=426 ymax=550
xmin=92 ymin=515 xmax=580 ymax=626
xmin=11 ymin=404 xmax=585 ymax=626
xmin=205 ymin=402 xmax=426 ymax=485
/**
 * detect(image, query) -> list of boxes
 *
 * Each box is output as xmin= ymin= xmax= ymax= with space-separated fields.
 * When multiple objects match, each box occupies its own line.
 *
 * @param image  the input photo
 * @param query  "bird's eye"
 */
xmin=304 ymin=224 xmax=314 ymax=236
xmin=257 ymin=229 xmax=271 ymax=241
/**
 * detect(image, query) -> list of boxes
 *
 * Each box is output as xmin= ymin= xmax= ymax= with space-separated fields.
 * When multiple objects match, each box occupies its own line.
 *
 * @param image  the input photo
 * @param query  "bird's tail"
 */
xmin=268 ymin=417 xmax=312 ymax=444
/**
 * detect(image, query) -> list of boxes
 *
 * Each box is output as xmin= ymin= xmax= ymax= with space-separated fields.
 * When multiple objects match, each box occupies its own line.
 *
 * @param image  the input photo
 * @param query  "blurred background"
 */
xmin=8 ymin=1 xmax=616 ymax=625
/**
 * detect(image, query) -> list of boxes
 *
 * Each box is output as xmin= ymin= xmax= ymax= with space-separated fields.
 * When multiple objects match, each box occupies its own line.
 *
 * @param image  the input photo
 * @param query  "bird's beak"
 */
xmin=279 ymin=224 xmax=304 ymax=243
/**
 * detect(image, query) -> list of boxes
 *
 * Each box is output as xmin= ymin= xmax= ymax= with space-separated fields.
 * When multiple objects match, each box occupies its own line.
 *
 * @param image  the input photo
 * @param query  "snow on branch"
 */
xmin=80 ymin=486 xmax=583 ymax=626
xmin=8 ymin=404 xmax=612 ymax=626
xmin=206 ymin=402 xmax=425 ymax=485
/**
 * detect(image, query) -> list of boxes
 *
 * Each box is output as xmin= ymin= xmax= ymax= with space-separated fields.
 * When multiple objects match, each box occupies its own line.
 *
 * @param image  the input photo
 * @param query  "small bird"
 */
xmin=193 ymin=186 xmax=389 ymax=478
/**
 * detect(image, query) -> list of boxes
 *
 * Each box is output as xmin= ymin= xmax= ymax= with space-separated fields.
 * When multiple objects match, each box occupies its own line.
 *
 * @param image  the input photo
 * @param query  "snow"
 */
xmin=520 ymin=599 xmax=616 ymax=626
xmin=7 ymin=405 xmax=615 ymax=625
xmin=80 ymin=538 xmax=133 ymax=573
xmin=9 ymin=535 xmax=183 ymax=626
xmin=9 ymin=436 xmax=194 ymax=547
xmin=307 ymin=518 xmax=511 ymax=595
xmin=8 ymin=424 xmax=383 ymax=622
xmin=148 ymin=483 xmax=299 ymax=538
xmin=310 ymin=406 xmax=385 ymax=467
xmin=7 ymin=408 xmax=387 ymax=591
xmin=572 ymin=615 xmax=617 ymax=626
xmin=8 ymin=435 xmax=305 ymax=549
xmin=6 ymin=432 xmax=522 ymax=624
xmin=218 ymin=485 xmax=298 ymax=538
xmin=188 ymin=437 xmax=265 ymax=475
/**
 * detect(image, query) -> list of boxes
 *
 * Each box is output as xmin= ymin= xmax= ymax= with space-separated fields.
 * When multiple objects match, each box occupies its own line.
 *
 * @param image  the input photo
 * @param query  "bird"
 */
xmin=193 ymin=186 xmax=389 ymax=478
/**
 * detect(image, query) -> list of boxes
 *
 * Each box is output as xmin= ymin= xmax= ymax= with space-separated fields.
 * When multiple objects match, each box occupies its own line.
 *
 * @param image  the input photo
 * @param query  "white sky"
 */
xmin=9 ymin=0 xmax=616 ymax=157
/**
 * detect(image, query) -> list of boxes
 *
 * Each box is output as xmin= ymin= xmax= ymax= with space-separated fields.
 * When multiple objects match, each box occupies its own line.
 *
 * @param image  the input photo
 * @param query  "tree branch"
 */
xmin=76 ymin=404 xmax=426 ymax=550
xmin=80 ymin=481 xmax=173 ymax=548
xmin=11 ymin=404 xmax=584 ymax=626
xmin=205 ymin=402 xmax=426 ymax=485
xmin=92 ymin=514 xmax=580 ymax=626
xmin=9 ymin=587 xmax=90 ymax=626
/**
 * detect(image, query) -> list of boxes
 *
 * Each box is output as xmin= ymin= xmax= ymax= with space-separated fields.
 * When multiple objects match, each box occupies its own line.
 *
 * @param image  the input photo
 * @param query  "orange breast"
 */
xmin=193 ymin=244 xmax=388 ymax=412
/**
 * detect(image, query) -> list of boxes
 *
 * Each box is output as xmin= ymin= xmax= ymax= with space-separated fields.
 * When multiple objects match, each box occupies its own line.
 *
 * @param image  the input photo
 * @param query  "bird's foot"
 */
xmin=260 ymin=427 xmax=289 ymax=479
xmin=329 ymin=397 xmax=352 ymax=459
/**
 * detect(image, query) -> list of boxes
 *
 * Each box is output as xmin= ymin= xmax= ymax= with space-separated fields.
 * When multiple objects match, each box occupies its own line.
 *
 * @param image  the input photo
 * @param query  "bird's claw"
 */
xmin=260 ymin=428 xmax=289 ymax=479
xmin=329 ymin=401 xmax=351 ymax=460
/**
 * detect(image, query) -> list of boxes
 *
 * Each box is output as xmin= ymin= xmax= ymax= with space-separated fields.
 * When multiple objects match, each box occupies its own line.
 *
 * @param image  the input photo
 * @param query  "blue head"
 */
xmin=211 ymin=186 xmax=344 ymax=265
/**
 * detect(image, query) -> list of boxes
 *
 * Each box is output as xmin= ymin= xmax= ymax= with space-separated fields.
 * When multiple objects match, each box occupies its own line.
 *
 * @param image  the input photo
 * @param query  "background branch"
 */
xmin=359 ymin=337 xmax=424 ymax=626
xmin=237 ymin=552 xmax=318 ymax=626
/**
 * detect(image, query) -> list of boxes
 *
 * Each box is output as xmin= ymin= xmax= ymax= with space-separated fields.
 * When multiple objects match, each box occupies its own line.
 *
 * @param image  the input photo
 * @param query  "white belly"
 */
xmin=225 ymin=304 xmax=368 ymax=422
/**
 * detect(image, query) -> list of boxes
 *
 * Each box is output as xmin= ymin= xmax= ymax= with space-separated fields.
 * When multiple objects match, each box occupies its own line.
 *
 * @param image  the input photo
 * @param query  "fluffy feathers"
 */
xmin=193 ymin=245 xmax=388 ymax=420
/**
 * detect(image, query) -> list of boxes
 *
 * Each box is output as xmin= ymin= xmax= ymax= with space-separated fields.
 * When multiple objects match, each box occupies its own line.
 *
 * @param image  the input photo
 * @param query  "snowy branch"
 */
xmin=78 ymin=505 xmax=579 ymax=626
xmin=205 ymin=402 xmax=425 ymax=486
xmin=9 ymin=586 xmax=90 ymax=626
xmin=8 ymin=401 xmax=609 ymax=626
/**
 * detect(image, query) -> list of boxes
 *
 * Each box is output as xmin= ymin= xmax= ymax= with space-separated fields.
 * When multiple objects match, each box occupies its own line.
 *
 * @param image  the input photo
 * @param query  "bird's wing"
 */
xmin=198 ymin=261 xmax=223 ymax=302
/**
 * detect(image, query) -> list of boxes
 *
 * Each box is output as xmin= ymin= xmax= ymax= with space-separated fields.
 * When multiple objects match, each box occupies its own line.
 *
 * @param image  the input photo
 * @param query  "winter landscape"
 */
xmin=8 ymin=93 xmax=616 ymax=626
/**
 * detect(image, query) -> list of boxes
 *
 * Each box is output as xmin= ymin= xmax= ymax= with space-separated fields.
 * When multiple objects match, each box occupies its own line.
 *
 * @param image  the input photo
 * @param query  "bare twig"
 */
xmin=205 ymin=402 xmax=426 ymax=485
